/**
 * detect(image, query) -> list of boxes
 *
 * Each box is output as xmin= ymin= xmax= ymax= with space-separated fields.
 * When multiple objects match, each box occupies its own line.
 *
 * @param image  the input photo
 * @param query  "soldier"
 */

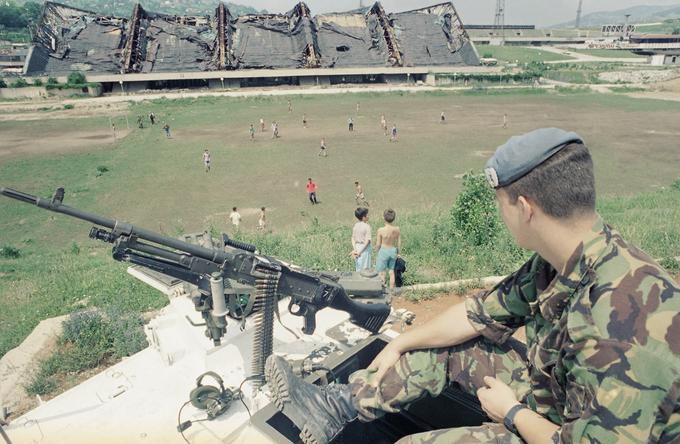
xmin=266 ymin=128 xmax=680 ymax=444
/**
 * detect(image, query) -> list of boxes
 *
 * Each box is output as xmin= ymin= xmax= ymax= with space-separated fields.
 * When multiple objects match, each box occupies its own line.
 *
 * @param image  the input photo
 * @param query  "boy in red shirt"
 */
xmin=306 ymin=178 xmax=318 ymax=205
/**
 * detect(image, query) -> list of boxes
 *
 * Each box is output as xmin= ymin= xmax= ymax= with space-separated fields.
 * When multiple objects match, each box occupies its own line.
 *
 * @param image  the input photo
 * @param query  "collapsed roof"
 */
xmin=25 ymin=1 xmax=479 ymax=76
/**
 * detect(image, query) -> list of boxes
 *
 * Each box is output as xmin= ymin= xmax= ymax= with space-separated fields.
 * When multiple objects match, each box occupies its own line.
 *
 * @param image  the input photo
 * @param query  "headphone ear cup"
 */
xmin=190 ymin=385 xmax=222 ymax=410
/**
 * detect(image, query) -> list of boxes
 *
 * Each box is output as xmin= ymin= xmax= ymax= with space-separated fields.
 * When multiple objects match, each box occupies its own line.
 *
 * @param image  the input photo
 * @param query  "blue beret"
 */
xmin=484 ymin=128 xmax=583 ymax=188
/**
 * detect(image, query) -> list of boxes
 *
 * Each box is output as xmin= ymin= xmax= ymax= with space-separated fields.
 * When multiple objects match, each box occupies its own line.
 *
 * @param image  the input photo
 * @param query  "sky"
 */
xmin=242 ymin=1 xmax=680 ymax=27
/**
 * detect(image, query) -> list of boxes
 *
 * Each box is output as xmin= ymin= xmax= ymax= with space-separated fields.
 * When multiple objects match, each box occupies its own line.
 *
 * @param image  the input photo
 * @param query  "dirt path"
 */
xmin=0 ymin=128 xmax=129 ymax=161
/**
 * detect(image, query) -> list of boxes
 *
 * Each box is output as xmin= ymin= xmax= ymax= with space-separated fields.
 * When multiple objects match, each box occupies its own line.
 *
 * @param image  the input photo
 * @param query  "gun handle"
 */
xmin=288 ymin=299 xmax=318 ymax=334
xmin=302 ymin=307 xmax=317 ymax=335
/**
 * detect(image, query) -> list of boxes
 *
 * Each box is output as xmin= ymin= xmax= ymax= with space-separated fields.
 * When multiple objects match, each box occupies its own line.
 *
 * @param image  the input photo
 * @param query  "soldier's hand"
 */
xmin=477 ymin=376 xmax=520 ymax=423
xmin=367 ymin=344 xmax=402 ymax=387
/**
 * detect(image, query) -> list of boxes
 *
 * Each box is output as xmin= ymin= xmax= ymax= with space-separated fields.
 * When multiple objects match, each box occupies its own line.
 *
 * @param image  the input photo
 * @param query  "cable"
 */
xmin=238 ymin=375 xmax=261 ymax=419
xmin=177 ymin=400 xmax=192 ymax=444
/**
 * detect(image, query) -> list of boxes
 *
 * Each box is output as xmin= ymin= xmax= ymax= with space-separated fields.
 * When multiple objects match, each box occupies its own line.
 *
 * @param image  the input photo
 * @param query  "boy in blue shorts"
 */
xmin=375 ymin=208 xmax=401 ymax=289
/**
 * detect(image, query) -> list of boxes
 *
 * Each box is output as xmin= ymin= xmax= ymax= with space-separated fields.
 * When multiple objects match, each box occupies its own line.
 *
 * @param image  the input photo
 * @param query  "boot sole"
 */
xmin=265 ymin=356 xmax=322 ymax=444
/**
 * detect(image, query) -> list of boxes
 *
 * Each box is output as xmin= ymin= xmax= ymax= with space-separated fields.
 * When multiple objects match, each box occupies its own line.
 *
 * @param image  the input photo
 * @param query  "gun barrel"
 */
xmin=1 ymin=187 xmax=228 ymax=264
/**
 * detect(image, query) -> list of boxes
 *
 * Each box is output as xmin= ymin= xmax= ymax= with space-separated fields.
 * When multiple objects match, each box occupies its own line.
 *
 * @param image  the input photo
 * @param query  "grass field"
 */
xmin=475 ymin=45 xmax=574 ymax=64
xmin=569 ymin=48 xmax=646 ymax=59
xmin=1 ymin=89 xmax=680 ymax=357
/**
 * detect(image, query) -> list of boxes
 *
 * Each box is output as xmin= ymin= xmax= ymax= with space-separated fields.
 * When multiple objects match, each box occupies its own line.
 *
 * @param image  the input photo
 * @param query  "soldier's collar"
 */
xmin=538 ymin=216 xmax=610 ymax=320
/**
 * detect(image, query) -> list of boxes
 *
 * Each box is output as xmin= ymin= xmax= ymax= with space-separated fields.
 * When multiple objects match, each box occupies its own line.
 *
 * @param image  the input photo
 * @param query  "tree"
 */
xmin=0 ymin=1 xmax=28 ymax=29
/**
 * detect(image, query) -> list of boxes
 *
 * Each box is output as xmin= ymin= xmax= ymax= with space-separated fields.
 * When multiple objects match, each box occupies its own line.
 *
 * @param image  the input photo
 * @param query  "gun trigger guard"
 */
xmin=288 ymin=299 xmax=302 ymax=316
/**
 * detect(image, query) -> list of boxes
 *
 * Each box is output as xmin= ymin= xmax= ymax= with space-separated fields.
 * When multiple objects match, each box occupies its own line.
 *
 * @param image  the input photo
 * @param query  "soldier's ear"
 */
xmin=517 ymin=195 xmax=534 ymax=223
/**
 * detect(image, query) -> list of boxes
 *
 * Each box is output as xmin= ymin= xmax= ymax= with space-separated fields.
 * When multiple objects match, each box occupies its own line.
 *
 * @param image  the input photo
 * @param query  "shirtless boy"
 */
xmin=375 ymin=208 xmax=401 ymax=289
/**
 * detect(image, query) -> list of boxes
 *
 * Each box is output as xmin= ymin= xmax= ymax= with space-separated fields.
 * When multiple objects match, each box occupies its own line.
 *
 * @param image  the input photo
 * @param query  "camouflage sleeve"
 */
xmin=465 ymin=254 xmax=551 ymax=344
xmin=553 ymin=338 xmax=680 ymax=443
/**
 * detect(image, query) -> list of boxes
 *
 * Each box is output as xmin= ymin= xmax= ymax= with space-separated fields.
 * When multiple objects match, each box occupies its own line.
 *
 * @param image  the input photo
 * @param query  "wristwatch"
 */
xmin=503 ymin=403 xmax=528 ymax=435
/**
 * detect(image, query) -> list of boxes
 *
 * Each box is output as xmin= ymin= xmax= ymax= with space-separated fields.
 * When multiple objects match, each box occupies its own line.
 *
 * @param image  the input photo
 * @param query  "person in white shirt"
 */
xmin=229 ymin=207 xmax=241 ymax=228
xmin=350 ymin=207 xmax=371 ymax=272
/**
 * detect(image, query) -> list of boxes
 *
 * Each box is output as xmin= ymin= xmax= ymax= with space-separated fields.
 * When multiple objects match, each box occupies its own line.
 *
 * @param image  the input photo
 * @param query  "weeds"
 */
xmin=0 ymin=245 xmax=21 ymax=258
xmin=25 ymin=309 xmax=148 ymax=396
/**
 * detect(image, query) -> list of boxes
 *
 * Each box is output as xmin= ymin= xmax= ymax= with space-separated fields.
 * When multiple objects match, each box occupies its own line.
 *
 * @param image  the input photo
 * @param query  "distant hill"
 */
xmin=12 ymin=0 xmax=265 ymax=17
xmin=554 ymin=3 xmax=680 ymax=28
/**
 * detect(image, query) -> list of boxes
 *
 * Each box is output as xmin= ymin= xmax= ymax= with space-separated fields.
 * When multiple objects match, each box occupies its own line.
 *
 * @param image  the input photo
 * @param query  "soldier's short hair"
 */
xmin=502 ymin=143 xmax=596 ymax=218
xmin=383 ymin=209 xmax=396 ymax=223
xmin=355 ymin=207 xmax=369 ymax=220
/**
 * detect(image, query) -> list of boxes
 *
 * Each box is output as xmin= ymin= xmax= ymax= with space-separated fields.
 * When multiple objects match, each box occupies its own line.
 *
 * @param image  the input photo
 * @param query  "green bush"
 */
xmin=25 ymin=308 xmax=150 ymax=396
xmin=32 ymin=78 xmax=43 ymax=86
xmin=0 ymin=78 xmax=6 ymax=88
xmin=10 ymin=78 xmax=28 ymax=88
xmin=672 ymin=178 xmax=680 ymax=191
xmin=660 ymin=257 xmax=680 ymax=273
xmin=0 ymin=245 xmax=21 ymax=258
xmin=66 ymin=71 xmax=87 ymax=86
xmin=63 ymin=104 xmax=75 ymax=110
xmin=449 ymin=173 xmax=501 ymax=246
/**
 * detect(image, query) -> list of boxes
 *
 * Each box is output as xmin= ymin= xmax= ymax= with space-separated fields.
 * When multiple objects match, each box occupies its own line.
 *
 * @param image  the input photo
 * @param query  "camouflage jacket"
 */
xmin=466 ymin=218 xmax=680 ymax=443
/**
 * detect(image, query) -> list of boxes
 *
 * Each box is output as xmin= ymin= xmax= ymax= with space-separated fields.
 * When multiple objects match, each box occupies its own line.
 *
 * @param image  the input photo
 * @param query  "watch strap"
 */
xmin=503 ymin=403 xmax=527 ymax=435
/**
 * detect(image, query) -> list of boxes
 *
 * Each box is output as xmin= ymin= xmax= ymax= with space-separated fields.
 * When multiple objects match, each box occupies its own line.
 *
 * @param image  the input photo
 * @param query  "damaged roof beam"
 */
xmin=369 ymin=2 xmax=403 ymax=67
xmin=216 ymin=2 xmax=227 ymax=69
xmin=292 ymin=2 xmax=320 ymax=68
xmin=122 ymin=3 xmax=144 ymax=73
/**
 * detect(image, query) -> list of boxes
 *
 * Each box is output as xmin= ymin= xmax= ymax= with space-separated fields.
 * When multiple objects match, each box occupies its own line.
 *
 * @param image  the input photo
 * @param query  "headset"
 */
xmin=189 ymin=371 xmax=240 ymax=420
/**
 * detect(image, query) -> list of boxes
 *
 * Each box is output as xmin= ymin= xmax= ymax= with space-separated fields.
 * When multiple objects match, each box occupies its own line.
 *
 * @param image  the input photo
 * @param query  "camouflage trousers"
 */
xmin=348 ymin=337 xmax=532 ymax=444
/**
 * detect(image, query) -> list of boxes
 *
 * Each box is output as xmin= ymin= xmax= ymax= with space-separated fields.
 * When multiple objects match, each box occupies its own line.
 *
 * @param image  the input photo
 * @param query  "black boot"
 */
xmin=265 ymin=355 xmax=358 ymax=444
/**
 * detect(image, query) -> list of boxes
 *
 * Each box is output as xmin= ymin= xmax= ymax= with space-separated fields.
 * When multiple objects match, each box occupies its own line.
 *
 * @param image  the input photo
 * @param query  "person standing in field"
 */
xmin=390 ymin=123 xmax=398 ymax=142
xmin=441 ymin=111 xmax=446 ymax=124
xmin=149 ymin=112 xmax=156 ymax=125
xmin=302 ymin=114 xmax=308 ymax=128
xmin=355 ymin=181 xmax=368 ymax=206
xmin=318 ymin=138 xmax=328 ymax=157
xmin=288 ymin=100 xmax=293 ymax=113
xmin=380 ymin=114 xmax=388 ymax=136
xmin=503 ymin=113 xmax=508 ymax=129
xmin=250 ymin=123 xmax=255 ymax=141
xmin=257 ymin=207 xmax=266 ymax=231
xmin=306 ymin=178 xmax=318 ymax=205
xmin=202 ymin=149 xmax=211 ymax=172
xmin=351 ymin=207 xmax=372 ymax=272
xmin=375 ymin=208 xmax=401 ymax=290
xmin=260 ymin=117 xmax=265 ymax=132
xmin=163 ymin=122 xmax=171 ymax=138
xmin=348 ymin=117 xmax=354 ymax=132
xmin=229 ymin=207 xmax=241 ymax=228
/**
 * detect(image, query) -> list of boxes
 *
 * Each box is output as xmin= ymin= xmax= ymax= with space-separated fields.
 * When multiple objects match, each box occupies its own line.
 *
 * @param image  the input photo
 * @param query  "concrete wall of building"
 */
xmin=123 ymin=82 xmax=150 ymax=94
xmin=0 ymin=86 xmax=48 ymax=99
xmin=208 ymin=78 xmax=241 ymax=89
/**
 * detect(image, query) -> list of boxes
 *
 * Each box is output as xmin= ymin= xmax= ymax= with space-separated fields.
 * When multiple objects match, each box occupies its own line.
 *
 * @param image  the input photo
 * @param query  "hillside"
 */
xmin=555 ymin=3 xmax=680 ymax=28
xmin=12 ymin=0 xmax=264 ymax=17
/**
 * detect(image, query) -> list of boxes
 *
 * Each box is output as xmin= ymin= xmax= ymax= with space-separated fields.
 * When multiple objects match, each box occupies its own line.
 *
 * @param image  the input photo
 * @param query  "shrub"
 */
xmin=70 ymin=242 xmax=80 ymax=255
xmin=0 ymin=78 xmax=6 ymax=88
xmin=672 ymin=178 xmax=680 ymax=191
xmin=63 ymin=104 xmax=75 ymax=110
xmin=0 ymin=245 xmax=21 ymax=258
xmin=450 ymin=173 xmax=501 ymax=246
xmin=10 ymin=78 xmax=28 ymax=88
xmin=32 ymin=78 xmax=43 ymax=86
xmin=660 ymin=257 xmax=680 ymax=274
xmin=66 ymin=71 xmax=87 ymax=86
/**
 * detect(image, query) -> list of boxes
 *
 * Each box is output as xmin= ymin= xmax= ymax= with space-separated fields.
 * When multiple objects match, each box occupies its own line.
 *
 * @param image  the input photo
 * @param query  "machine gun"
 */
xmin=0 ymin=187 xmax=391 ymax=347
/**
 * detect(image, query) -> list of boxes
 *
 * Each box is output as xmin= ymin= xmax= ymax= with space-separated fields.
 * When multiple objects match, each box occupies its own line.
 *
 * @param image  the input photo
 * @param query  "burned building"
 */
xmin=24 ymin=1 xmax=480 ymax=91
